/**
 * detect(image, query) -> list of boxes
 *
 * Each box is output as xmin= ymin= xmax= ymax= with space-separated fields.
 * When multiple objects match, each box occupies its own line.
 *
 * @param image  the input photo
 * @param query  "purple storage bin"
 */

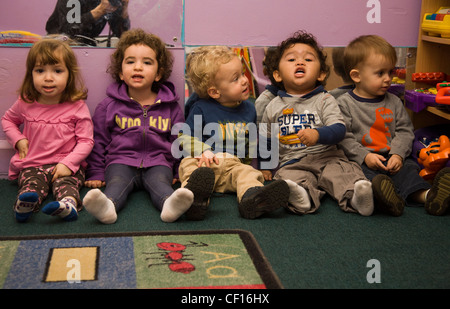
xmin=405 ymin=90 xmax=437 ymax=112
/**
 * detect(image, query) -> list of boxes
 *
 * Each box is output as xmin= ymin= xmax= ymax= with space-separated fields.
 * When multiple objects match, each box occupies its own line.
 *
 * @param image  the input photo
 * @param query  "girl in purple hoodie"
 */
xmin=83 ymin=29 xmax=193 ymax=223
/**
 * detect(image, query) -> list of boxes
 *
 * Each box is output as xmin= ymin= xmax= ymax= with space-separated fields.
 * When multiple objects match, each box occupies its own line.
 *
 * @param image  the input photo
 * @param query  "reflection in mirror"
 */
xmin=0 ymin=0 xmax=183 ymax=48
xmin=45 ymin=0 xmax=130 ymax=47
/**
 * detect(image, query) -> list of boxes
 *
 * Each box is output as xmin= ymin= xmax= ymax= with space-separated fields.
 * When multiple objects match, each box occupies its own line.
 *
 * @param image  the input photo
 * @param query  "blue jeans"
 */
xmin=104 ymin=164 xmax=174 ymax=212
xmin=361 ymin=157 xmax=431 ymax=206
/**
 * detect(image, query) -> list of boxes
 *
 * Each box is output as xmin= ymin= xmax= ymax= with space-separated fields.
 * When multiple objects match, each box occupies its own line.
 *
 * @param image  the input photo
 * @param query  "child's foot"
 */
xmin=42 ymin=197 xmax=78 ymax=221
xmin=425 ymin=167 xmax=450 ymax=216
xmin=239 ymin=180 xmax=289 ymax=219
xmin=161 ymin=188 xmax=194 ymax=222
xmin=83 ymin=189 xmax=117 ymax=224
xmin=14 ymin=192 xmax=39 ymax=222
xmin=372 ymin=174 xmax=404 ymax=216
xmin=284 ymin=179 xmax=311 ymax=213
xmin=351 ymin=180 xmax=374 ymax=216
xmin=184 ymin=167 xmax=215 ymax=221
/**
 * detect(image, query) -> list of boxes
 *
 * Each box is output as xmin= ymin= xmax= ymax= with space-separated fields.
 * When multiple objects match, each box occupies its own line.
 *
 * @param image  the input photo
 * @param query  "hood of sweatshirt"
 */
xmin=106 ymin=80 xmax=179 ymax=105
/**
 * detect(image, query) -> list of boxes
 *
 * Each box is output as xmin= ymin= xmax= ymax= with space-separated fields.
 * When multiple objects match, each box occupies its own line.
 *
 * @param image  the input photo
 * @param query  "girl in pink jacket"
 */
xmin=1 ymin=38 xmax=94 ymax=222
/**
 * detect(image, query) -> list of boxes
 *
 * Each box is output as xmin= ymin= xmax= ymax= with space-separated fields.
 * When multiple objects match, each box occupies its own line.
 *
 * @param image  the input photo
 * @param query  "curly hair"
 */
xmin=262 ymin=47 xmax=280 ymax=86
xmin=19 ymin=38 xmax=87 ymax=103
xmin=186 ymin=46 xmax=238 ymax=98
xmin=108 ymin=28 xmax=173 ymax=91
xmin=272 ymin=30 xmax=330 ymax=89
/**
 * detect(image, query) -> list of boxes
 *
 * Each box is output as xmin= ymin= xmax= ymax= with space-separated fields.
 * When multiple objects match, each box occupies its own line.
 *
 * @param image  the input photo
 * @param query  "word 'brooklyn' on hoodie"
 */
xmin=86 ymin=81 xmax=185 ymax=182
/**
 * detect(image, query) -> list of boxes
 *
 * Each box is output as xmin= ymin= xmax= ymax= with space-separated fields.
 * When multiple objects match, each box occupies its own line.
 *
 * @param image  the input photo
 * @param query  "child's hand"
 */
xmin=297 ymin=129 xmax=319 ymax=147
xmin=51 ymin=163 xmax=72 ymax=182
xmin=196 ymin=150 xmax=219 ymax=167
xmin=85 ymin=180 xmax=105 ymax=188
xmin=16 ymin=138 xmax=29 ymax=159
xmin=386 ymin=154 xmax=403 ymax=175
xmin=261 ymin=170 xmax=273 ymax=181
xmin=364 ymin=153 xmax=388 ymax=171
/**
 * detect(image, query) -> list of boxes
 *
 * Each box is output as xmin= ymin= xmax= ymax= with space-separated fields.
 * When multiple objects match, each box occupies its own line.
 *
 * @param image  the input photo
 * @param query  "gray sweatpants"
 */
xmin=274 ymin=148 xmax=367 ymax=214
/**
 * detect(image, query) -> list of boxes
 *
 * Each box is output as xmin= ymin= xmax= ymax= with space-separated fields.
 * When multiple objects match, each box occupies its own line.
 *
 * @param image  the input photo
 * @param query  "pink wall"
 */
xmin=184 ymin=0 xmax=421 ymax=47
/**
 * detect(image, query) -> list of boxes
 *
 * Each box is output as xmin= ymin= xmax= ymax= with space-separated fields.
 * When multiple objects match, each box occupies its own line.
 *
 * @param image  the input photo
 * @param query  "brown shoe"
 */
xmin=372 ymin=174 xmax=405 ymax=216
xmin=425 ymin=167 xmax=450 ymax=216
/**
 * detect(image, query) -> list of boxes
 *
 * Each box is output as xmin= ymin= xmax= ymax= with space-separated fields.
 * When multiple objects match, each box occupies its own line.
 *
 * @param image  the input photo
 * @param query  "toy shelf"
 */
xmin=426 ymin=106 xmax=450 ymax=120
xmin=422 ymin=35 xmax=450 ymax=45
xmin=405 ymin=0 xmax=450 ymax=129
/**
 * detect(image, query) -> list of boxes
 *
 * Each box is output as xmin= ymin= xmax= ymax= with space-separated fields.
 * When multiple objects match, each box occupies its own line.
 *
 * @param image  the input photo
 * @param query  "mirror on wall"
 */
xmin=0 ymin=0 xmax=183 ymax=48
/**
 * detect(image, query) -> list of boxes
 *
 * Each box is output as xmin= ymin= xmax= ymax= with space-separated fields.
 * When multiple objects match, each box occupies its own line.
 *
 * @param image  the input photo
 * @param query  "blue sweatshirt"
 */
xmin=181 ymin=95 xmax=257 ymax=163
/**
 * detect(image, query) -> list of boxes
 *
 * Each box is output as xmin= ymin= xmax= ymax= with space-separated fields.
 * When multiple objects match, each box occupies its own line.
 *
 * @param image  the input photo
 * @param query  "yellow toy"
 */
xmin=0 ymin=30 xmax=41 ymax=44
xmin=418 ymin=135 xmax=450 ymax=180
xmin=422 ymin=7 xmax=450 ymax=38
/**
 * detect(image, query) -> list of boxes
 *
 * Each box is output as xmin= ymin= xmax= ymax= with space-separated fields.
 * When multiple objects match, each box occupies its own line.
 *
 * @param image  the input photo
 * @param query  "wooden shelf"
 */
xmin=422 ymin=35 xmax=450 ymax=45
xmin=406 ymin=0 xmax=450 ymax=129
xmin=426 ymin=106 xmax=450 ymax=120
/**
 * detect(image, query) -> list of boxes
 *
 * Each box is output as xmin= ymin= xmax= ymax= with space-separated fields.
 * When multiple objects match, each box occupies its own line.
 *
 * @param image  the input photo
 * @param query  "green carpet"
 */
xmin=0 ymin=230 xmax=281 ymax=289
xmin=0 ymin=179 xmax=449 ymax=289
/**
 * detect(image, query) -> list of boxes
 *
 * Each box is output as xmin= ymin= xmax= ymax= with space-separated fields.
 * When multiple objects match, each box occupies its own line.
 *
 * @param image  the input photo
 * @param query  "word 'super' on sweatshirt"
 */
xmin=261 ymin=86 xmax=346 ymax=168
xmin=86 ymin=81 xmax=184 ymax=182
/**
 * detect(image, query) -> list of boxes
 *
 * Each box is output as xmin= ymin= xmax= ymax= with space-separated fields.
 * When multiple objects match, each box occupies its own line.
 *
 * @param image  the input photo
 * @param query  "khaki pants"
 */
xmin=178 ymin=153 xmax=264 ymax=202
xmin=275 ymin=148 xmax=367 ymax=214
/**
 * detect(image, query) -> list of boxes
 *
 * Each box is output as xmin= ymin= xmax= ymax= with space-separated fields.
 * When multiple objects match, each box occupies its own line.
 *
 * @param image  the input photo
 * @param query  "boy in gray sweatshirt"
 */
xmin=337 ymin=35 xmax=450 ymax=216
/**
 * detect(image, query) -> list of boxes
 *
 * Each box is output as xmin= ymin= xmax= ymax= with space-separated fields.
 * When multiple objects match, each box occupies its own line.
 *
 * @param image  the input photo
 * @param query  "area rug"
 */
xmin=0 ymin=229 xmax=282 ymax=289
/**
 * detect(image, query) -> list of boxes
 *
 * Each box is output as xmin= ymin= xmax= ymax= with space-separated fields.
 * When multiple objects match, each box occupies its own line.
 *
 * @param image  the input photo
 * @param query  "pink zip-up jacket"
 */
xmin=1 ymin=98 xmax=94 ymax=180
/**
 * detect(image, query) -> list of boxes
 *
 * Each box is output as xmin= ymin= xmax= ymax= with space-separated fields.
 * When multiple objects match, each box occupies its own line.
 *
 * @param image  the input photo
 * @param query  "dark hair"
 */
xmin=262 ymin=47 xmax=280 ymax=86
xmin=108 ymin=28 xmax=173 ymax=91
xmin=272 ymin=30 xmax=330 ymax=89
xmin=19 ymin=38 xmax=87 ymax=103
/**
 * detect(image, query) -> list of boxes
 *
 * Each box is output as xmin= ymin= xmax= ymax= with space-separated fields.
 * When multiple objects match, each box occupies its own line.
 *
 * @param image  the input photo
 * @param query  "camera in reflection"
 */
xmin=108 ymin=0 xmax=122 ymax=7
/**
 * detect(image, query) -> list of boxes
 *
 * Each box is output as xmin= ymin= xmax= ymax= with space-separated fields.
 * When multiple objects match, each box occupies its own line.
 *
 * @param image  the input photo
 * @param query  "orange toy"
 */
xmin=418 ymin=135 xmax=450 ymax=180
xmin=436 ymin=81 xmax=450 ymax=104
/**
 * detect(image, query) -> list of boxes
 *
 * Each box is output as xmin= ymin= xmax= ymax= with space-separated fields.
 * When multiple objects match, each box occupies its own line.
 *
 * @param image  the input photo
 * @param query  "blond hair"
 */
xmin=19 ymin=38 xmax=87 ymax=103
xmin=343 ymin=35 xmax=397 ymax=80
xmin=186 ymin=46 xmax=238 ymax=98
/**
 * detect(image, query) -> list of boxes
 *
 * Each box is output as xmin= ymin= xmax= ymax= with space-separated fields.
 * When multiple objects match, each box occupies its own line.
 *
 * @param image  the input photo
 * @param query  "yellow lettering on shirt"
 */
xmin=115 ymin=114 xmax=171 ymax=131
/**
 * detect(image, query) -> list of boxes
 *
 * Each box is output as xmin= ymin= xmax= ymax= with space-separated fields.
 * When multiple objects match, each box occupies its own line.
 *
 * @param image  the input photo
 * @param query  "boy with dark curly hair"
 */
xmin=261 ymin=30 xmax=374 ymax=216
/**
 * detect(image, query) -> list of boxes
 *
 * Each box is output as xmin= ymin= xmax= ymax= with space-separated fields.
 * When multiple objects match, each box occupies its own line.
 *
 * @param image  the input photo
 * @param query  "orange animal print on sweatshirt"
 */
xmin=361 ymin=107 xmax=393 ymax=152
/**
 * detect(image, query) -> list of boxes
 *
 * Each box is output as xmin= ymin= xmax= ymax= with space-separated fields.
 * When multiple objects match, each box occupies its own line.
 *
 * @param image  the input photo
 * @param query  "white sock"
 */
xmin=351 ymin=180 xmax=374 ymax=216
xmin=285 ymin=179 xmax=311 ymax=211
xmin=161 ymin=188 xmax=194 ymax=222
xmin=83 ymin=189 xmax=117 ymax=224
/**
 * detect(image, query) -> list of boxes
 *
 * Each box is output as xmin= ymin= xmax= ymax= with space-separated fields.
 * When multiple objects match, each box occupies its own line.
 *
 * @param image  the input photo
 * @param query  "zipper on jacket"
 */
xmin=140 ymin=106 xmax=149 ymax=168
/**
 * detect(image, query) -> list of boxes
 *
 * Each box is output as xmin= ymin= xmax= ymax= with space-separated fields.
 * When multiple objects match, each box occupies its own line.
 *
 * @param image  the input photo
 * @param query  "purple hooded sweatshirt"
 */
xmin=86 ymin=81 xmax=184 ymax=182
